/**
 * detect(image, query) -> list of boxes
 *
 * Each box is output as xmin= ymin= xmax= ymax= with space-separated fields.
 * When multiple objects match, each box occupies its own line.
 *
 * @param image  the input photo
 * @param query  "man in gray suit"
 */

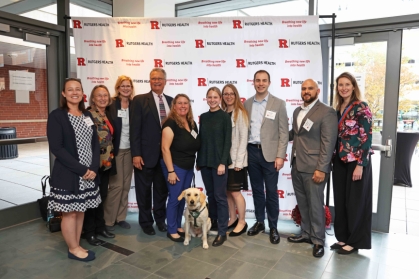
xmin=288 ymin=79 xmax=337 ymax=257
xmin=244 ymin=70 xmax=288 ymax=244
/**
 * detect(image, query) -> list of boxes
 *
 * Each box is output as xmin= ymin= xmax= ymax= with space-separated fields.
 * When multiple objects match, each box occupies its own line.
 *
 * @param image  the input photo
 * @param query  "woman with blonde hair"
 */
xmin=221 ymin=84 xmax=249 ymax=236
xmin=161 ymin=94 xmax=200 ymax=242
xmin=104 ymin=75 xmax=135 ymax=230
xmin=83 ymin=85 xmax=116 ymax=245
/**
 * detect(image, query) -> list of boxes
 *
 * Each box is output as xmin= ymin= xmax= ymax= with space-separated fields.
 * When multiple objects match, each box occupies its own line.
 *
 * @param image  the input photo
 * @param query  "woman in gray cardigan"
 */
xmin=221 ymin=84 xmax=249 ymax=236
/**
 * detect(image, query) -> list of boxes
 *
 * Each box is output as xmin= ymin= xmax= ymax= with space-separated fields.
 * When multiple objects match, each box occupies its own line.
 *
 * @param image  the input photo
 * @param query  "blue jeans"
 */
xmin=200 ymin=166 xmax=228 ymax=236
xmin=160 ymin=160 xmax=194 ymax=234
xmin=247 ymin=144 xmax=279 ymax=229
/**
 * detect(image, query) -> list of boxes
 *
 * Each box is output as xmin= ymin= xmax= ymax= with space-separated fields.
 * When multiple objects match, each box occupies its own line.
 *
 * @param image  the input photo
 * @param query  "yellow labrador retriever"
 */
xmin=178 ymin=188 xmax=211 ymax=249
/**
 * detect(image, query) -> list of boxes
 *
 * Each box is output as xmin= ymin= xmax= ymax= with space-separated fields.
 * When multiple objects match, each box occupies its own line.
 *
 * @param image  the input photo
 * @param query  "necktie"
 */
xmin=158 ymin=95 xmax=166 ymax=124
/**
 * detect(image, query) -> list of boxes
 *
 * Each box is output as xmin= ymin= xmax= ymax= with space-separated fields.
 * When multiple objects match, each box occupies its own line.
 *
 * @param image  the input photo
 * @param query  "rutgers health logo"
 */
xmin=72 ymin=19 xmax=109 ymax=28
xmin=195 ymin=39 xmax=235 ymax=48
xmin=115 ymin=39 xmax=153 ymax=47
xmin=280 ymin=79 xmax=322 ymax=87
xmin=154 ymin=59 xmax=192 ymax=67
xmin=232 ymin=20 xmax=272 ymax=29
xmin=197 ymin=78 xmax=237 ymax=86
xmin=236 ymin=59 xmax=276 ymax=68
xmin=278 ymin=39 xmax=320 ymax=48
xmin=77 ymin=57 xmax=113 ymax=66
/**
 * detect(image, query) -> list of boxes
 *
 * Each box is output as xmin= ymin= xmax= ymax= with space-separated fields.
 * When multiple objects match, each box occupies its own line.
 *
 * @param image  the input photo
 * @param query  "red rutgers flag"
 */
xmin=73 ymin=16 xmax=322 ymax=220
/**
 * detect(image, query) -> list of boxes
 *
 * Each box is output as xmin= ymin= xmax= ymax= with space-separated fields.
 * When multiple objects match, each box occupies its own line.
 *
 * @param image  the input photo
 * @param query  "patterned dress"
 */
xmin=48 ymin=113 xmax=101 ymax=212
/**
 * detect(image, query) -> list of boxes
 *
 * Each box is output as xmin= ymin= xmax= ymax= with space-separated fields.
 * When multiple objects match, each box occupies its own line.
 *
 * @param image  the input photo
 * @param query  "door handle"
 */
xmin=371 ymin=139 xmax=392 ymax=158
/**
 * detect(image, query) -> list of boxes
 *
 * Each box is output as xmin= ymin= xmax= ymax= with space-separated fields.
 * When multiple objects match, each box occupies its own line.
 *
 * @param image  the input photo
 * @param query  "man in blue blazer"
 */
xmin=130 ymin=68 xmax=173 ymax=235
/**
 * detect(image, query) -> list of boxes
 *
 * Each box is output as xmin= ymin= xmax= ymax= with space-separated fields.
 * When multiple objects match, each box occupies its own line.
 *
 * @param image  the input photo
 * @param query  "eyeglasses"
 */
xmin=120 ymin=85 xmax=132 ymax=89
xmin=223 ymin=93 xmax=235 ymax=97
xmin=150 ymin=78 xmax=165 ymax=82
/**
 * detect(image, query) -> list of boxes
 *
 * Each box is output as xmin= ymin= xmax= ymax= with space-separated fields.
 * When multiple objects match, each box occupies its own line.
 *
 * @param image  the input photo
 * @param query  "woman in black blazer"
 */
xmin=104 ymin=75 xmax=135 ymax=230
xmin=47 ymin=78 xmax=100 ymax=262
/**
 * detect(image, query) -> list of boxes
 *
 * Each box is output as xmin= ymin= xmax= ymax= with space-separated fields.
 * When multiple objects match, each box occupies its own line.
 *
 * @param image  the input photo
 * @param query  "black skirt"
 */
xmin=227 ymin=167 xmax=248 ymax=191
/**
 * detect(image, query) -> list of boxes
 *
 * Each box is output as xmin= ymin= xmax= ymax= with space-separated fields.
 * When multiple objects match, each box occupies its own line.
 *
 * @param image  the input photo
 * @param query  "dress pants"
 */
xmin=200 ymin=167 xmax=228 ymax=236
xmin=247 ymin=144 xmax=279 ymax=229
xmin=134 ymin=160 xmax=168 ymax=228
xmin=332 ymin=156 xmax=372 ymax=249
xmin=104 ymin=148 xmax=133 ymax=226
xmin=291 ymin=159 xmax=326 ymax=245
xmin=160 ymin=160 xmax=194 ymax=234
xmin=83 ymin=169 xmax=109 ymax=237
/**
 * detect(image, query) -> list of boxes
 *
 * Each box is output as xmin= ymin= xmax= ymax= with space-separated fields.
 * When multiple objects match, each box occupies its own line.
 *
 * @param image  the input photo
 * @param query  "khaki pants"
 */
xmin=104 ymin=148 xmax=133 ymax=226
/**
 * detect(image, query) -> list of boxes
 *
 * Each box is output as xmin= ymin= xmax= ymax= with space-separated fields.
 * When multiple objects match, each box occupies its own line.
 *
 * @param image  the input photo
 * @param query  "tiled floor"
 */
xmin=389 ymin=152 xmax=419 ymax=236
xmin=0 ymin=142 xmax=50 ymax=209
xmin=1 ymin=214 xmax=419 ymax=279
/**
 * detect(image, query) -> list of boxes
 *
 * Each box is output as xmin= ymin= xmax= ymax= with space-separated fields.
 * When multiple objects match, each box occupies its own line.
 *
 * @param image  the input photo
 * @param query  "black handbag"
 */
xmin=37 ymin=175 xmax=62 ymax=232
xmin=37 ymin=175 xmax=50 ymax=221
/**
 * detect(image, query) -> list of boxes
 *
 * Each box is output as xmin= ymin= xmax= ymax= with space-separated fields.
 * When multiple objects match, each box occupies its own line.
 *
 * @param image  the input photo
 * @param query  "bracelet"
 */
xmin=168 ymin=170 xmax=175 ymax=173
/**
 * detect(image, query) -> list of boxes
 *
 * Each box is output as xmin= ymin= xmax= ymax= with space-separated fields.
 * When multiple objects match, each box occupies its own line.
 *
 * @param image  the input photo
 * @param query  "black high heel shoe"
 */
xmin=228 ymin=218 xmax=239 ymax=230
xmin=229 ymin=223 xmax=248 ymax=237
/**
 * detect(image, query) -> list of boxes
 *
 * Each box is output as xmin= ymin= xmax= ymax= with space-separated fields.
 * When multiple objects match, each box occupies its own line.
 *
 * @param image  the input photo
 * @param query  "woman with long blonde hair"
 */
xmin=104 ymin=75 xmax=135 ymax=230
xmin=221 ymin=84 xmax=249 ymax=236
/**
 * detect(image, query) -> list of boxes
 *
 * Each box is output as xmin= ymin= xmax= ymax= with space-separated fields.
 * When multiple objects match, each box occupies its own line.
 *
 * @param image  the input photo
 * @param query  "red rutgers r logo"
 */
xmin=278 ymin=39 xmax=289 ymax=48
xmin=115 ymin=39 xmax=124 ymax=47
xmin=233 ymin=20 xmax=242 ymax=29
xmin=154 ymin=59 xmax=163 ymax=68
xmin=281 ymin=78 xmax=290 ymax=87
xmin=83 ymin=94 xmax=87 ymax=102
xmin=77 ymin=58 xmax=86 ymax=66
xmin=197 ymin=78 xmax=207 ymax=86
xmin=195 ymin=40 xmax=204 ymax=48
xmin=73 ymin=20 xmax=82 ymax=29
xmin=236 ymin=59 xmax=245 ymax=68
xmin=150 ymin=21 xmax=159 ymax=29
xmin=277 ymin=190 xmax=285 ymax=199
xmin=240 ymin=97 xmax=246 ymax=104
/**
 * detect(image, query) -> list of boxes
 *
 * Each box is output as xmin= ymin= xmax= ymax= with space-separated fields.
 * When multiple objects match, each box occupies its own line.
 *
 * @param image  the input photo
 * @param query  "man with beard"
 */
xmin=288 ymin=79 xmax=337 ymax=258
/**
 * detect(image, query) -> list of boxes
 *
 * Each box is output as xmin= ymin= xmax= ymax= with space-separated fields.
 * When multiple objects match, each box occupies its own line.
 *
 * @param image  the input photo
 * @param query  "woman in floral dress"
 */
xmin=331 ymin=72 xmax=374 ymax=255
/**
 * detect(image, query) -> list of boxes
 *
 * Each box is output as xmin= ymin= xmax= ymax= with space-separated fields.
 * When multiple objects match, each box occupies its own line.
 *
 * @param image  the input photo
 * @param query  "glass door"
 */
xmin=327 ymin=31 xmax=403 ymax=233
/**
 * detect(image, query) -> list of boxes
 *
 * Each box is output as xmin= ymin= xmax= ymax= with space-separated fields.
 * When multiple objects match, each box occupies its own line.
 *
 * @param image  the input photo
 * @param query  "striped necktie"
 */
xmin=158 ymin=95 xmax=166 ymax=124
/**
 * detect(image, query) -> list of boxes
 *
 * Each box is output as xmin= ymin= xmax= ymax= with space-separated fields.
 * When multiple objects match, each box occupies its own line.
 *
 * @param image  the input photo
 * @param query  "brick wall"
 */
xmin=0 ymin=64 xmax=48 ymax=138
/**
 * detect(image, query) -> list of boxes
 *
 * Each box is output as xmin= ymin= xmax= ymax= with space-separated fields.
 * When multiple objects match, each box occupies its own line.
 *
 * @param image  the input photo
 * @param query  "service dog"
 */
xmin=178 ymin=188 xmax=211 ymax=249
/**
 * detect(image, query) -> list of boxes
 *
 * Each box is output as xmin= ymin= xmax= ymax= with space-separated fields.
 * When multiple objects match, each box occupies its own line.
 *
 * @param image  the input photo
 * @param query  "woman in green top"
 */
xmin=196 ymin=87 xmax=232 ymax=247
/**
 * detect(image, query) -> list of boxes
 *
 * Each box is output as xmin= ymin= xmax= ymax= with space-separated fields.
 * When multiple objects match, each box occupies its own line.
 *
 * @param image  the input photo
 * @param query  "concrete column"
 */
xmin=113 ymin=0 xmax=175 ymax=17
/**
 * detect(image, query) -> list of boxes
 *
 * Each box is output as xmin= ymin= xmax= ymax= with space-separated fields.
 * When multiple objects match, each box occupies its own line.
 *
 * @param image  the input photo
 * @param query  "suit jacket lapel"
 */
xmin=294 ymin=107 xmax=302 ymax=133
xmin=246 ymin=97 xmax=254 ymax=120
xmin=147 ymin=91 xmax=160 ymax=126
xmin=261 ymin=94 xmax=274 ymax=126
xmin=298 ymin=101 xmax=320 ymax=133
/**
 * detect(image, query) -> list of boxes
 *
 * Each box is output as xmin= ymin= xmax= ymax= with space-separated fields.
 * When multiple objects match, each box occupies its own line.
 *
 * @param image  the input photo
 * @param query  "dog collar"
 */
xmin=190 ymin=206 xmax=206 ymax=227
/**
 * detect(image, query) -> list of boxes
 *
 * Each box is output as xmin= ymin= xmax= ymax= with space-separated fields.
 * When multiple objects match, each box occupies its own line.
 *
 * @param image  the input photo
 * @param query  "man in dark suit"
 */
xmin=130 ymin=68 xmax=172 ymax=235
xmin=288 ymin=79 xmax=337 ymax=257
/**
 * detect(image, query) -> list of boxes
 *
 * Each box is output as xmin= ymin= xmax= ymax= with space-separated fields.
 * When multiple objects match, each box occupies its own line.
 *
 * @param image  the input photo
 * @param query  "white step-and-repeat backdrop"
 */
xmin=73 ymin=16 xmax=323 ymax=220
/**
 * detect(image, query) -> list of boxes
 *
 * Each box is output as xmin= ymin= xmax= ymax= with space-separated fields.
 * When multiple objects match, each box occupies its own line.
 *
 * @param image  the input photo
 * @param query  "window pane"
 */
xmin=201 ymin=1 xmax=308 ymax=17
xmin=0 ymin=34 xmax=50 ymax=208
xmin=318 ymin=0 xmax=419 ymax=24
xmin=0 ymin=1 xmax=57 ymax=24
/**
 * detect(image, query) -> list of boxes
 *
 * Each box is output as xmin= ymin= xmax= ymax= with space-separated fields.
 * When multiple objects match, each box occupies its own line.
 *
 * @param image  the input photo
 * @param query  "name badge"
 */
xmin=265 ymin=110 xmax=276 ymax=120
xmin=303 ymin=118 xmax=313 ymax=131
xmin=118 ymin=109 xmax=127 ymax=118
xmin=191 ymin=130 xmax=198 ymax=139
xmin=84 ymin=116 xmax=94 ymax=127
